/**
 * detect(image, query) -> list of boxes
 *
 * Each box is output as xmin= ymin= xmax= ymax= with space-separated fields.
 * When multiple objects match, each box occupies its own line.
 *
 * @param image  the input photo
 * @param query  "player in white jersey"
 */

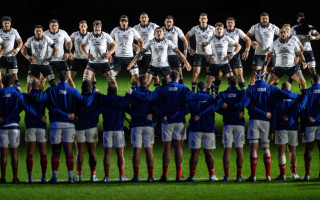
xmin=0 ymin=16 xmax=23 ymax=88
xmin=292 ymin=13 xmax=320 ymax=75
xmin=200 ymin=22 xmax=241 ymax=93
xmin=80 ymin=20 xmax=118 ymax=88
xmin=41 ymin=19 xmax=75 ymax=88
xmin=21 ymin=25 xmax=58 ymax=93
xmin=69 ymin=20 xmax=96 ymax=89
xmin=128 ymin=27 xmax=191 ymax=86
xmin=110 ymin=15 xmax=144 ymax=90
xmin=246 ymin=13 xmax=280 ymax=86
xmin=224 ymin=17 xmax=251 ymax=91
xmin=163 ymin=15 xmax=188 ymax=85
xmin=0 ymin=37 xmax=5 ymax=73
xmin=133 ymin=12 xmax=160 ymax=87
xmin=185 ymin=13 xmax=215 ymax=92
xmin=265 ymin=28 xmax=307 ymax=89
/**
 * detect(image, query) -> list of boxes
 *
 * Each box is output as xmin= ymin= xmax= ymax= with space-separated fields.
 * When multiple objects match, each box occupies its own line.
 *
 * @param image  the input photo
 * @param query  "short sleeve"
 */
xmin=47 ymin=37 xmax=55 ymax=47
xmin=24 ymin=38 xmax=32 ymax=48
xmin=269 ymin=42 xmax=275 ymax=53
xmin=274 ymin=25 xmax=280 ymax=35
xmin=187 ymin=27 xmax=196 ymax=37
xmin=294 ymin=41 xmax=300 ymax=52
xmin=132 ymin=28 xmax=141 ymax=40
xmin=238 ymin=29 xmax=246 ymax=39
xmin=14 ymin=29 xmax=21 ymax=40
xmin=167 ymin=40 xmax=177 ymax=50
xmin=110 ymin=28 xmax=116 ymax=39
xmin=104 ymin=33 xmax=114 ymax=44
xmin=63 ymin=31 xmax=72 ymax=43
xmin=143 ymin=40 xmax=151 ymax=51
xmin=70 ymin=32 xmax=75 ymax=41
xmin=82 ymin=35 xmax=89 ymax=45
xmin=176 ymin=27 xmax=185 ymax=38
xmin=248 ymin=25 xmax=255 ymax=35
xmin=228 ymin=37 xmax=236 ymax=46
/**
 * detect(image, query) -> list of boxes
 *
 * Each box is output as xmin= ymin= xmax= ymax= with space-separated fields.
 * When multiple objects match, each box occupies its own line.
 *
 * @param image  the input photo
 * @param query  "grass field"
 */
xmin=1 ymin=68 xmax=320 ymax=200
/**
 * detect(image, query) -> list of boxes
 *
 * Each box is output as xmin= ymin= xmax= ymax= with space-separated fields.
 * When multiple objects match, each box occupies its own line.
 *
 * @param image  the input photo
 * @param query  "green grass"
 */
xmin=1 ymin=69 xmax=320 ymax=200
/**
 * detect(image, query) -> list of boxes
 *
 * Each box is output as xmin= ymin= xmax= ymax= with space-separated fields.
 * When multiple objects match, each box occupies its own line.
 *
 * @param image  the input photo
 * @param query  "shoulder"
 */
xmin=60 ymin=29 xmax=69 ymax=36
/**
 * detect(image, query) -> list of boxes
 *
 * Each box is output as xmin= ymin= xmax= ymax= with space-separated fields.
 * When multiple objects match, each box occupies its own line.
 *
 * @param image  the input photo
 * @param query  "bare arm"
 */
xmin=127 ymin=49 xmax=147 ymax=70
xmin=21 ymin=46 xmax=36 ymax=63
xmin=0 ymin=42 xmax=5 ymax=57
xmin=263 ymin=51 xmax=273 ymax=67
xmin=62 ymin=41 xmax=72 ymax=60
xmin=297 ymin=50 xmax=307 ymax=69
xmin=136 ymin=38 xmax=144 ymax=50
xmin=185 ymin=33 xmax=195 ymax=56
xmin=242 ymin=35 xmax=251 ymax=60
xmin=107 ymin=41 xmax=117 ymax=55
xmin=225 ymin=42 xmax=241 ymax=61
xmin=173 ymin=47 xmax=191 ymax=71
xmin=180 ymin=36 xmax=188 ymax=56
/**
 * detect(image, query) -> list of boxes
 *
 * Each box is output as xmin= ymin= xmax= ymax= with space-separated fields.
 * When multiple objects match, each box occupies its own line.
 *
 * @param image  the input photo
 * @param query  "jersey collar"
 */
xmin=119 ymin=26 xmax=129 ymax=31
xmin=199 ymin=25 xmax=208 ymax=31
xmin=226 ymin=28 xmax=235 ymax=33
xmin=279 ymin=37 xmax=290 ymax=44
xmin=79 ymin=31 xmax=87 ymax=37
xmin=259 ymin=23 xmax=270 ymax=29
xmin=140 ymin=22 xmax=150 ymax=28
xmin=93 ymin=32 xmax=102 ymax=38
xmin=155 ymin=37 xmax=164 ymax=42
xmin=215 ymin=34 xmax=225 ymax=40
xmin=34 ymin=36 xmax=44 ymax=41
xmin=1 ymin=28 xmax=11 ymax=33
xmin=49 ymin=29 xmax=59 ymax=35
xmin=164 ymin=26 xmax=173 ymax=32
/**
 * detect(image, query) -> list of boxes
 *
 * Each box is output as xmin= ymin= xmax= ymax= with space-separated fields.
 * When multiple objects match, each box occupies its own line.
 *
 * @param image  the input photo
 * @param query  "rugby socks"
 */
xmin=279 ymin=164 xmax=286 ymax=176
xmin=176 ymin=166 xmax=182 ymax=178
xmin=1 ymin=167 xmax=6 ymax=179
xmin=224 ymin=167 xmax=229 ymax=178
xmin=162 ymin=166 xmax=169 ymax=177
xmin=148 ymin=166 xmax=153 ymax=178
xmin=190 ymin=167 xmax=196 ymax=177
xmin=212 ymin=79 xmax=221 ymax=94
xmin=305 ymin=163 xmax=311 ymax=176
xmin=237 ymin=165 xmax=242 ymax=178
xmin=250 ymin=157 xmax=258 ymax=177
xmin=67 ymin=156 xmax=74 ymax=179
xmin=133 ymin=167 xmax=139 ymax=177
xmin=104 ymin=168 xmax=109 ymax=178
xmin=239 ymin=82 xmax=246 ymax=91
xmin=77 ymin=168 xmax=82 ymax=176
xmin=51 ymin=155 xmax=60 ymax=178
xmin=264 ymin=155 xmax=271 ymax=177
xmin=26 ymin=155 xmax=33 ymax=174
xmin=92 ymin=82 xmax=97 ymax=91
xmin=91 ymin=167 xmax=96 ymax=176
xmin=41 ymin=155 xmax=47 ymax=173
xmin=179 ymin=79 xmax=184 ymax=84
xmin=191 ymin=82 xmax=197 ymax=93
xmin=208 ymin=166 xmax=215 ymax=176
xmin=290 ymin=165 xmax=297 ymax=175
xmin=13 ymin=167 xmax=18 ymax=179
xmin=119 ymin=168 xmax=125 ymax=177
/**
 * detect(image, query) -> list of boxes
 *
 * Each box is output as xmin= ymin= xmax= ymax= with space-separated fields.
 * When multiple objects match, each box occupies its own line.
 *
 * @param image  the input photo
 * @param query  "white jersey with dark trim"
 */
xmin=0 ymin=37 xmax=3 ymax=44
xmin=269 ymin=38 xmax=300 ymax=68
xmin=187 ymin=25 xmax=215 ymax=55
xmin=163 ymin=26 xmax=185 ymax=55
xmin=143 ymin=38 xmax=177 ymax=67
xmin=289 ymin=35 xmax=302 ymax=47
xmin=248 ymin=23 xmax=279 ymax=55
xmin=291 ymin=24 xmax=317 ymax=51
xmin=206 ymin=35 xmax=236 ymax=64
xmin=82 ymin=32 xmax=114 ymax=63
xmin=24 ymin=35 xmax=55 ymax=65
xmin=133 ymin=22 xmax=159 ymax=55
xmin=70 ymin=31 xmax=90 ymax=59
xmin=224 ymin=28 xmax=246 ymax=52
xmin=0 ymin=28 xmax=21 ymax=57
xmin=43 ymin=29 xmax=71 ymax=61
xmin=110 ymin=27 xmax=141 ymax=57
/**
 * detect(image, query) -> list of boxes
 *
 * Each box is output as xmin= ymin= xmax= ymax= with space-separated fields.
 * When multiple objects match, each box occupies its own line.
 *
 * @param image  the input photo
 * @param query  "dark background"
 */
xmin=1 ymin=0 xmax=319 ymax=74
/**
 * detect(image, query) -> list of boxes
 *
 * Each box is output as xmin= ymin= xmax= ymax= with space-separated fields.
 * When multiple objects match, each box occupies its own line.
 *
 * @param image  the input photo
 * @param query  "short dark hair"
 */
xmin=2 ymin=74 xmax=15 ymax=87
xmin=82 ymin=80 xmax=93 ymax=93
xmin=107 ymin=85 xmax=118 ymax=95
xmin=169 ymin=70 xmax=180 ymax=82
xmin=166 ymin=15 xmax=174 ymax=20
xmin=1 ymin=16 xmax=12 ymax=23
xmin=311 ymin=74 xmax=320 ymax=84
xmin=58 ymin=71 xmax=68 ymax=82
xmin=281 ymin=82 xmax=291 ymax=91
xmin=49 ymin=19 xmax=59 ymax=25
xmin=197 ymin=81 xmax=206 ymax=91
xmin=138 ymin=74 xmax=148 ymax=86
xmin=140 ymin=12 xmax=148 ymax=16
xmin=93 ymin=20 xmax=102 ymax=27
xmin=79 ymin=20 xmax=87 ymax=25
xmin=226 ymin=17 xmax=235 ymax=22
xmin=155 ymin=27 xmax=163 ymax=31
xmin=215 ymin=22 xmax=224 ymax=28
xmin=260 ymin=12 xmax=269 ymax=17
xmin=228 ymin=76 xmax=237 ymax=87
xmin=199 ymin=13 xmax=208 ymax=18
xmin=34 ymin=25 xmax=43 ymax=30
xmin=120 ymin=15 xmax=129 ymax=21
xmin=297 ymin=12 xmax=305 ymax=19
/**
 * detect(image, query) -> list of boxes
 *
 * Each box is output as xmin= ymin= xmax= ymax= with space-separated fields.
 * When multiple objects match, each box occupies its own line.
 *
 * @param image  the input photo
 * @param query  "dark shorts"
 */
xmin=303 ymin=51 xmax=315 ymax=63
xmin=0 ymin=56 xmax=18 ymax=70
xmin=147 ymin=66 xmax=171 ymax=77
xmin=168 ymin=55 xmax=181 ymax=69
xmin=273 ymin=66 xmax=299 ymax=78
xmin=86 ymin=62 xmax=112 ymax=74
xmin=228 ymin=52 xmax=242 ymax=69
xmin=112 ymin=56 xmax=137 ymax=72
xmin=207 ymin=63 xmax=233 ymax=77
xmin=28 ymin=64 xmax=54 ymax=78
xmin=193 ymin=53 xmax=211 ymax=67
xmin=70 ymin=58 xmax=88 ymax=72
xmin=50 ymin=61 xmax=70 ymax=72
xmin=253 ymin=55 xmax=275 ymax=67
xmin=137 ymin=54 xmax=151 ymax=69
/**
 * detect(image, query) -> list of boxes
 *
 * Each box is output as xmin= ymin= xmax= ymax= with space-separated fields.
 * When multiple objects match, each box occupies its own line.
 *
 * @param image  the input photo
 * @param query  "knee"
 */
xmin=52 ymin=145 xmax=61 ymax=156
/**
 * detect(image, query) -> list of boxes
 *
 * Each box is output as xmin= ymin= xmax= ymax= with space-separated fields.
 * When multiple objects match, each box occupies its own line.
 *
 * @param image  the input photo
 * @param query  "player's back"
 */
xmin=75 ymin=91 xmax=99 ymax=130
xmin=304 ymin=84 xmax=320 ymax=126
xmin=23 ymin=89 xmax=46 ymax=129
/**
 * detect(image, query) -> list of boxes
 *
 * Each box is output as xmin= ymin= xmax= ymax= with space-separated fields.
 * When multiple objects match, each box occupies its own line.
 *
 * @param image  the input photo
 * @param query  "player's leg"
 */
xmin=62 ymin=128 xmax=76 ymax=182
xmin=187 ymin=148 xmax=201 ymax=181
xmin=143 ymin=127 xmax=155 ymax=181
xmin=234 ymin=68 xmax=246 ymax=91
xmin=26 ymin=141 xmax=36 ymax=183
xmin=191 ymin=66 xmax=201 ymax=92
xmin=173 ymin=67 xmax=183 ymax=84
xmin=26 ymin=75 xmax=37 ymax=93
xmin=114 ymin=131 xmax=126 ymax=181
xmin=86 ymin=128 xmax=98 ymax=181
xmin=291 ymin=71 xmax=307 ymax=90
xmin=103 ymin=147 xmax=112 ymax=182
xmin=145 ymin=68 xmax=157 ymax=88
xmin=266 ymin=72 xmax=280 ymax=86
xmin=71 ymin=71 xmax=77 ymax=79
xmin=103 ymin=70 xmax=117 ymax=88
xmin=288 ymin=145 xmax=298 ymax=178
xmin=66 ymin=70 xmax=75 ymax=88
xmin=0 ymin=129 xmax=9 ymax=182
xmin=248 ymin=142 xmax=259 ymax=181
xmin=261 ymin=122 xmax=272 ymax=181
xmin=161 ymin=141 xmax=171 ymax=181
xmin=303 ymin=127 xmax=316 ymax=180
xmin=38 ymin=141 xmax=47 ymax=183
xmin=174 ymin=139 xmax=184 ymax=181
xmin=277 ymin=143 xmax=287 ymax=179
xmin=92 ymin=73 xmax=97 ymax=90
xmin=130 ymin=68 xmax=139 ymax=90
xmin=204 ymin=148 xmax=215 ymax=181
xmin=234 ymin=126 xmax=245 ymax=181
xmin=131 ymin=127 xmax=142 ymax=181
xmin=76 ymin=141 xmax=85 ymax=182
xmin=83 ymin=69 xmax=94 ymax=82
xmin=222 ymin=126 xmax=233 ymax=181
xmin=9 ymin=147 xmax=19 ymax=183
xmin=116 ymin=147 xmax=125 ymax=181
xmin=39 ymin=73 xmax=47 ymax=91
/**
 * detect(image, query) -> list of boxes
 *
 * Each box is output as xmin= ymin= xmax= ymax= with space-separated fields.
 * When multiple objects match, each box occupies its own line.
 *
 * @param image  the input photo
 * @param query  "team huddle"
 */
xmin=0 ymin=11 xmax=320 ymax=184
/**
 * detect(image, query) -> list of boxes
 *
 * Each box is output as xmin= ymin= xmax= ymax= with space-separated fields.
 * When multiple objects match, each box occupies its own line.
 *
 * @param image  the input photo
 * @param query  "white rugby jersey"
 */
xmin=224 ymin=28 xmax=246 ymax=52
xmin=205 ymin=35 xmax=236 ymax=64
xmin=269 ymin=38 xmax=300 ymax=68
xmin=133 ymin=22 xmax=159 ymax=55
xmin=43 ymin=29 xmax=71 ymax=61
xmin=24 ymin=35 xmax=55 ymax=65
xmin=163 ymin=26 xmax=185 ymax=55
xmin=0 ymin=37 xmax=3 ymax=44
xmin=143 ymin=38 xmax=177 ymax=67
xmin=291 ymin=24 xmax=317 ymax=51
xmin=289 ymin=34 xmax=302 ymax=47
xmin=187 ymin=25 xmax=215 ymax=54
xmin=82 ymin=32 xmax=114 ymax=63
xmin=70 ymin=31 xmax=90 ymax=59
xmin=110 ymin=27 xmax=141 ymax=57
xmin=0 ymin=28 xmax=21 ymax=57
xmin=248 ymin=23 xmax=279 ymax=55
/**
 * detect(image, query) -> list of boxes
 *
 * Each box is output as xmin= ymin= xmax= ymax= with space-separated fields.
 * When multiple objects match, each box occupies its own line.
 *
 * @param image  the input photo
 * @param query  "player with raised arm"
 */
xmin=110 ymin=15 xmax=144 ymax=90
xmin=265 ymin=28 xmax=307 ymax=90
xmin=128 ymin=27 xmax=191 ymax=87
xmin=80 ymin=20 xmax=118 ymax=88
xmin=43 ymin=19 xmax=75 ymax=88
xmin=0 ymin=16 xmax=23 ymax=88
xmin=200 ymin=22 xmax=241 ymax=94
xmin=246 ymin=13 xmax=280 ymax=86
xmin=185 ymin=13 xmax=215 ymax=92
xmin=292 ymin=13 xmax=320 ymax=75
xmin=21 ymin=25 xmax=58 ymax=93
xmin=163 ymin=15 xmax=188 ymax=85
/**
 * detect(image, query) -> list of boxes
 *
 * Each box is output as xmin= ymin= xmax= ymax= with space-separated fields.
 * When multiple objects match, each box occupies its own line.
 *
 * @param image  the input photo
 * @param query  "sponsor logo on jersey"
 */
xmin=257 ymin=88 xmax=267 ymax=92
xmin=59 ymin=90 xmax=67 ymax=95
xmin=3 ymin=93 xmax=11 ymax=98
xmin=313 ymin=90 xmax=320 ymax=94
xmin=283 ymin=99 xmax=292 ymax=102
xmin=168 ymin=87 xmax=178 ymax=91
xmin=228 ymin=93 xmax=237 ymax=98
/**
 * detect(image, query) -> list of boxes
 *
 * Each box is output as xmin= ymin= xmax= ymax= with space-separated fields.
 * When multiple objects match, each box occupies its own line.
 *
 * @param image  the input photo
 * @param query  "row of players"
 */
xmin=0 ymin=12 xmax=319 ymax=93
xmin=1 ymin=70 xmax=320 ymax=184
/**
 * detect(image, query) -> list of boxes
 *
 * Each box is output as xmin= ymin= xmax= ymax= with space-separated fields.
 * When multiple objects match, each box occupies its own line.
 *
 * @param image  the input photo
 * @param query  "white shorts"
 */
xmin=189 ymin=132 xmax=216 ymax=149
xmin=103 ymin=131 xmax=125 ymax=148
xmin=161 ymin=123 xmax=186 ymax=142
xmin=275 ymin=130 xmax=298 ymax=146
xmin=248 ymin=120 xmax=270 ymax=143
xmin=50 ymin=128 xmax=76 ymax=144
xmin=130 ymin=68 xmax=139 ymax=75
xmin=131 ymin=127 xmax=154 ymax=148
xmin=0 ymin=129 xmax=20 ymax=148
xmin=223 ymin=125 xmax=245 ymax=148
xmin=303 ymin=126 xmax=320 ymax=143
xmin=25 ymin=128 xmax=47 ymax=142
xmin=76 ymin=127 xmax=98 ymax=143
